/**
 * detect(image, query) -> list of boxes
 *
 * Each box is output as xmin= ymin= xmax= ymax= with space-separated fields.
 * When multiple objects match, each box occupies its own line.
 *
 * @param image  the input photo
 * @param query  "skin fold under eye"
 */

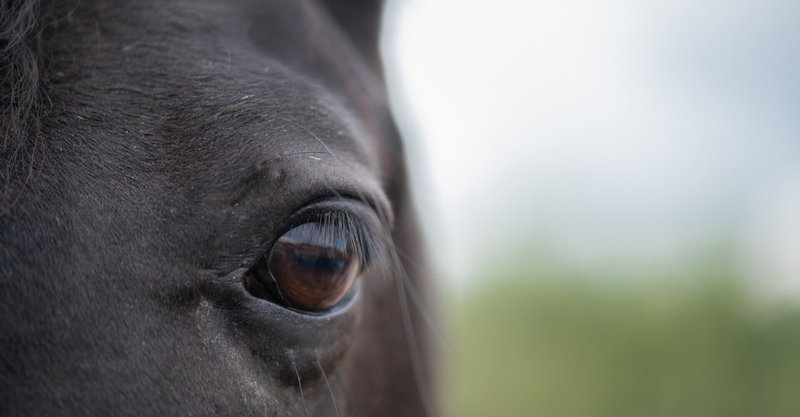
xmin=244 ymin=209 xmax=376 ymax=313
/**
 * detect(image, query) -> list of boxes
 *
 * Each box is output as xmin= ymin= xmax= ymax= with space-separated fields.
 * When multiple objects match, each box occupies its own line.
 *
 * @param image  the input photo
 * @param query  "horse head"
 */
xmin=0 ymin=1 xmax=432 ymax=415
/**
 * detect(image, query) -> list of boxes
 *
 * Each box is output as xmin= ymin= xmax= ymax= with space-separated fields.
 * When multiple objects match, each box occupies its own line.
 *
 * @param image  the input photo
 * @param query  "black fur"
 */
xmin=0 ymin=0 xmax=431 ymax=415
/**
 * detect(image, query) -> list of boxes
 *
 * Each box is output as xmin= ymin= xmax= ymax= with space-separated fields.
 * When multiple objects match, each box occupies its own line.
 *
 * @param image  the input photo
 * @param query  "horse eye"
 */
xmin=246 ymin=221 xmax=362 ymax=312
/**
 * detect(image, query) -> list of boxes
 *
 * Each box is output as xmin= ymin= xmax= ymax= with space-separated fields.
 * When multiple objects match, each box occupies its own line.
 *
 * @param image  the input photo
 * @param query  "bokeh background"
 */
xmin=380 ymin=0 xmax=800 ymax=416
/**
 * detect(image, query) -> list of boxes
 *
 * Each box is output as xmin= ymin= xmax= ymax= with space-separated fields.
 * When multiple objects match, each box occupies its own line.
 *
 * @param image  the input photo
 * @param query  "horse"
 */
xmin=0 ymin=0 xmax=433 ymax=415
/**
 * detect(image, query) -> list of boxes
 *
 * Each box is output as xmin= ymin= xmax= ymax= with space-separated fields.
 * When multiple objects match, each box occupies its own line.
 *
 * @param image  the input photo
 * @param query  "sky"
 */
xmin=380 ymin=0 xmax=800 ymax=296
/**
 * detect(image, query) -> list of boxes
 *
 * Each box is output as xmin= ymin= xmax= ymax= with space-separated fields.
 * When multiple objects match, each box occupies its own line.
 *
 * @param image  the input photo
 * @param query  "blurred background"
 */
xmin=379 ymin=0 xmax=800 ymax=416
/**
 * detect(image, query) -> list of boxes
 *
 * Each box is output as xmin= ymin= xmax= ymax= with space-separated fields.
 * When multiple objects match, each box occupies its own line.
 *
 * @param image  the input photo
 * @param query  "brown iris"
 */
xmin=260 ymin=222 xmax=360 ymax=312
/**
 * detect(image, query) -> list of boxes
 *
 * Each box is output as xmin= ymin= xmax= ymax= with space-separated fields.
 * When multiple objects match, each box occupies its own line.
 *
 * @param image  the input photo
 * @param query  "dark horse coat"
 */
xmin=1 ymin=0 xmax=432 ymax=415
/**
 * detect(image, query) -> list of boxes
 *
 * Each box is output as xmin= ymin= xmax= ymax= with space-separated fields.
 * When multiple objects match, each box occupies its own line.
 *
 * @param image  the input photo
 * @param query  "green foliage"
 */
xmin=444 ymin=267 xmax=800 ymax=417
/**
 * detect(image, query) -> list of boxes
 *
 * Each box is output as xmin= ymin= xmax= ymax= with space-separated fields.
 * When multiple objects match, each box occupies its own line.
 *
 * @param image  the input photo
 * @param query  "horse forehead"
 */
xmin=78 ymin=0 xmax=388 ymax=110
xmin=52 ymin=0 xmax=393 ymax=177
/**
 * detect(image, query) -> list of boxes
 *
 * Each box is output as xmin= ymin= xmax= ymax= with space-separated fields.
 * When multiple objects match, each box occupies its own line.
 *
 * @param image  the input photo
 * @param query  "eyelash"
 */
xmin=288 ymin=209 xmax=382 ymax=270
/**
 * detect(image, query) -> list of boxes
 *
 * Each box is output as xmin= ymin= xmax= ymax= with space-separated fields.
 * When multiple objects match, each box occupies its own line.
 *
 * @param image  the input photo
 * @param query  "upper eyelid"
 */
xmin=356 ymin=189 xmax=395 ymax=231
xmin=298 ymin=189 xmax=395 ymax=233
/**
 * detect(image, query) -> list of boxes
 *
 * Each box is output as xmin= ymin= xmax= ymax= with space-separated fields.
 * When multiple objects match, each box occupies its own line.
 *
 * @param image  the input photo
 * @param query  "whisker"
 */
xmin=393 ymin=247 xmax=512 ymax=391
xmin=261 ymin=151 xmax=331 ymax=165
xmin=291 ymin=360 xmax=309 ymax=417
xmin=315 ymin=358 xmax=341 ymax=417
xmin=267 ymin=115 xmax=355 ymax=202
xmin=388 ymin=243 xmax=438 ymax=417
xmin=269 ymin=115 xmax=340 ymax=162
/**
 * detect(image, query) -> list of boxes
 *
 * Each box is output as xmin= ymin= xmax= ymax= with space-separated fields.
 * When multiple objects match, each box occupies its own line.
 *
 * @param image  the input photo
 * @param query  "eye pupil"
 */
xmin=264 ymin=222 xmax=361 ymax=312
xmin=296 ymin=250 xmax=343 ymax=271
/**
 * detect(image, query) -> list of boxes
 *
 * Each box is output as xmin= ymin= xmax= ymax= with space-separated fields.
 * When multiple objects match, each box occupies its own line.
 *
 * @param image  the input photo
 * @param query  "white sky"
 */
xmin=381 ymin=0 xmax=800 ymax=294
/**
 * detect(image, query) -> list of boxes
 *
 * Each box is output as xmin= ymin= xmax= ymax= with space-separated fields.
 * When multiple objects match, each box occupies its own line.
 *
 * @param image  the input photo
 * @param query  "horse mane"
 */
xmin=1 ymin=0 xmax=45 ymax=215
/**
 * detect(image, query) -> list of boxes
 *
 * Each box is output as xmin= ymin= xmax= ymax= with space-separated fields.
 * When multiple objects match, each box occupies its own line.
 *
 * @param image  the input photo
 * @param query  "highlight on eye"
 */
xmin=244 ymin=209 xmax=379 ymax=312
